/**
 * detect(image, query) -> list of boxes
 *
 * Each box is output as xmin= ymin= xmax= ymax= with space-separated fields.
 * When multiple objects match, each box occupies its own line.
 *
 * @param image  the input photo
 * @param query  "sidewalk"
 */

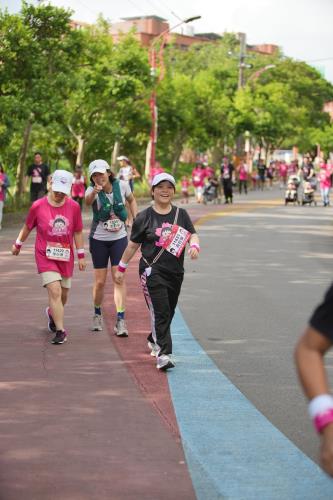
xmin=0 ymin=213 xmax=196 ymax=499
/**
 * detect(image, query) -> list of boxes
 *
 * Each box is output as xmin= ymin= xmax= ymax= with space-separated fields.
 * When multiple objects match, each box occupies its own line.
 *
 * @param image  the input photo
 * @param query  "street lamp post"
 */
xmin=145 ymin=16 xmax=201 ymax=179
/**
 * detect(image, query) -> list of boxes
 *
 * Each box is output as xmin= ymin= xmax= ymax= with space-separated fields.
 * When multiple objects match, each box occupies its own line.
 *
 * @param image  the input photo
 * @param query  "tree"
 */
xmin=0 ymin=2 xmax=83 ymax=204
xmin=63 ymin=24 xmax=152 ymax=171
xmin=157 ymin=38 xmax=240 ymax=172
xmin=309 ymin=125 xmax=333 ymax=157
xmin=233 ymin=58 xmax=333 ymax=157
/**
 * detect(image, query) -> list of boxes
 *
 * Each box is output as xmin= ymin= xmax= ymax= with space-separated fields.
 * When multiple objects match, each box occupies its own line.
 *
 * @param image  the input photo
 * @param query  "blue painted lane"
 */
xmin=168 ymin=309 xmax=333 ymax=500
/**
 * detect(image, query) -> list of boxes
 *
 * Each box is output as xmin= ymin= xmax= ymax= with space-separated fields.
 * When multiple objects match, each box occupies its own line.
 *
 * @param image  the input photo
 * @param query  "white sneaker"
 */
xmin=114 ymin=318 xmax=128 ymax=337
xmin=91 ymin=314 xmax=103 ymax=332
xmin=156 ymin=354 xmax=175 ymax=371
xmin=148 ymin=341 xmax=160 ymax=357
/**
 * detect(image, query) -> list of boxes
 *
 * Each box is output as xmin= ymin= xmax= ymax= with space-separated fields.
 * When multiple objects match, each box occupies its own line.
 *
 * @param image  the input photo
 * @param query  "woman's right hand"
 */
xmin=93 ymin=184 xmax=103 ymax=194
xmin=12 ymin=245 xmax=20 ymax=256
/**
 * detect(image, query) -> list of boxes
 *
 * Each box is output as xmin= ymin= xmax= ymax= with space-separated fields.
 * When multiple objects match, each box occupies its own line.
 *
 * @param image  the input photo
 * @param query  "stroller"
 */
xmin=301 ymin=180 xmax=317 ymax=206
xmin=285 ymin=175 xmax=300 ymax=205
xmin=203 ymin=178 xmax=219 ymax=204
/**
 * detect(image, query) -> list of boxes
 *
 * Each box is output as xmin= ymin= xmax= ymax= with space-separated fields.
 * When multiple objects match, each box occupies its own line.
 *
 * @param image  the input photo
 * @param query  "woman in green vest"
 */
xmin=85 ymin=159 xmax=138 ymax=336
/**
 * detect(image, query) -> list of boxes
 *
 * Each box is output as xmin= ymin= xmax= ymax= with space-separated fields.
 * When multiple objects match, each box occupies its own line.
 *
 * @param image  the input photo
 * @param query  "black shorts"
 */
xmin=309 ymin=282 xmax=333 ymax=341
xmin=89 ymin=236 xmax=128 ymax=269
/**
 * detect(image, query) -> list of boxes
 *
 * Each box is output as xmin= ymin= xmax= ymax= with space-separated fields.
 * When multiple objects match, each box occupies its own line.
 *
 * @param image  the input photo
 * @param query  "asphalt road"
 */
xmin=179 ymin=187 xmax=333 ymax=464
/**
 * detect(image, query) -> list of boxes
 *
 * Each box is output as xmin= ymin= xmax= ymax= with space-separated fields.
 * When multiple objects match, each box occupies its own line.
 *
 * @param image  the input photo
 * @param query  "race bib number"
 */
xmin=32 ymin=176 xmax=42 ymax=184
xmin=155 ymin=224 xmax=191 ymax=258
xmin=102 ymin=215 xmax=123 ymax=232
xmin=46 ymin=242 xmax=71 ymax=262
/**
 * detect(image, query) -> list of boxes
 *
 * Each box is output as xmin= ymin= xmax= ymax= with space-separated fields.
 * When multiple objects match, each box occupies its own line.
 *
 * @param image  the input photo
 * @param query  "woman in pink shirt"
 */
xmin=237 ymin=161 xmax=248 ymax=194
xmin=192 ymin=164 xmax=206 ymax=203
xmin=12 ymin=170 xmax=86 ymax=344
xmin=71 ymin=166 xmax=87 ymax=210
xmin=279 ymin=162 xmax=288 ymax=187
xmin=318 ymin=164 xmax=331 ymax=207
xmin=181 ymin=175 xmax=190 ymax=204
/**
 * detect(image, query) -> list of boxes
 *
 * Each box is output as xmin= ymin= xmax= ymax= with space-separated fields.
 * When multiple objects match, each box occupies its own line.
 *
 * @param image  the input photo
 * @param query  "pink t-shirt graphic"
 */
xmin=26 ymin=197 xmax=83 ymax=277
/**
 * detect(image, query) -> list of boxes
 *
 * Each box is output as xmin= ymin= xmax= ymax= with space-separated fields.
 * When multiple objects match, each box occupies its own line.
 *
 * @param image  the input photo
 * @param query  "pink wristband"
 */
xmin=77 ymin=250 xmax=85 ymax=259
xmin=118 ymin=260 xmax=128 ymax=273
xmin=313 ymin=408 xmax=333 ymax=433
xmin=190 ymin=243 xmax=200 ymax=252
xmin=15 ymin=239 xmax=23 ymax=250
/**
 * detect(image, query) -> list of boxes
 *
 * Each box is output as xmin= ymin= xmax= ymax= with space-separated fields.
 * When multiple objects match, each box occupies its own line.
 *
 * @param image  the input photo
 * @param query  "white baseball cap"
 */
xmin=88 ymin=159 xmax=110 ymax=178
xmin=117 ymin=155 xmax=129 ymax=162
xmin=51 ymin=170 xmax=73 ymax=195
xmin=151 ymin=172 xmax=176 ymax=188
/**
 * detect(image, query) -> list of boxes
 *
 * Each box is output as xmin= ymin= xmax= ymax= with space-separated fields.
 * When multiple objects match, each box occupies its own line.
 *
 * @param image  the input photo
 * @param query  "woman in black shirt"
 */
xmin=115 ymin=173 xmax=200 ymax=370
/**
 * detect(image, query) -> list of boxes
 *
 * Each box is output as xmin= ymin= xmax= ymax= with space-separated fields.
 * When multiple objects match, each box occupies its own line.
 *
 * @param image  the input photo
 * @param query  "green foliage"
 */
xmin=1 ymin=4 xmax=333 ymax=199
xmin=309 ymin=124 xmax=333 ymax=156
xmin=63 ymin=25 xmax=152 ymax=167
xmin=232 ymin=58 xmax=333 ymax=153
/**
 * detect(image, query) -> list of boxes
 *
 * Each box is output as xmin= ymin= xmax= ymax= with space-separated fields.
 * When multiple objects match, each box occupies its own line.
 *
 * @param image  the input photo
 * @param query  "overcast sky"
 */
xmin=4 ymin=0 xmax=333 ymax=83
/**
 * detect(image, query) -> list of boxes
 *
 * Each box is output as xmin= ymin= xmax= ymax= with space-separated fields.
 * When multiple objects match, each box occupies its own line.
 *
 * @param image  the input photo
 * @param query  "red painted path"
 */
xmin=0 ymin=197 xmax=273 ymax=498
xmin=0 ymin=212 xmax=197 ymax=500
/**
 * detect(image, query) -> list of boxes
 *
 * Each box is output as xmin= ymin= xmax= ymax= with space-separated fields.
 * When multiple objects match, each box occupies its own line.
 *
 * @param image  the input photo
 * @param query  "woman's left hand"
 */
xmin=188 ymin=247 xmax=199 ymax=260
xmin=78 ymin=258 xmax=87 ymax=271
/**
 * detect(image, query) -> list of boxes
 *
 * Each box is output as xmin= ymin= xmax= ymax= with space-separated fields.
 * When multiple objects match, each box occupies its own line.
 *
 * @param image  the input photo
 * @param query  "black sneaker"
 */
xmin=51 ymin=330 xmax=67 ymax=344
xmin=45 ymin=307 xmax=56 ymax=333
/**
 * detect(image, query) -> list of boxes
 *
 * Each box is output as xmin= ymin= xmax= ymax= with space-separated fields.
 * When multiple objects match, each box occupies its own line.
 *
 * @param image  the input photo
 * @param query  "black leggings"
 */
xmin=140 ymin=269 xmax=183 ymax=355
xmin=222 ymin=179 xmax=233 ymax=202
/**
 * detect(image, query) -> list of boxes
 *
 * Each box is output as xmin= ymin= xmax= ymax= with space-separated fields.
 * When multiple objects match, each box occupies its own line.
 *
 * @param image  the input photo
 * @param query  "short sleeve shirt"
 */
xmin=26 ymin=163 xmax=50 ymax=192
xmin=130 ymin=205 xmax=196 ymax=275
xmin=86 ymin=180 xmax=131 ymax=241
xmin=118 ymin=166 xmax=133 ymax=182
xmin=25 ymin=196 xmax=83 ymax=277
xmin=310 ymin=282 xmax=333 ymax=341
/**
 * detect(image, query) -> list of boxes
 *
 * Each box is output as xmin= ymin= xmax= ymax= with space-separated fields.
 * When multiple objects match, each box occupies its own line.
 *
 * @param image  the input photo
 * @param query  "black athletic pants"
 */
xmin=141 ymin=268 xmax=183 ymax=355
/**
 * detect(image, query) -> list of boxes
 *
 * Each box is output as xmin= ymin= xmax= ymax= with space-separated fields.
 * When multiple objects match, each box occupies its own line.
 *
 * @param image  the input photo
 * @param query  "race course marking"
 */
xmin=168 ymin=309 xmax=333 ymax=500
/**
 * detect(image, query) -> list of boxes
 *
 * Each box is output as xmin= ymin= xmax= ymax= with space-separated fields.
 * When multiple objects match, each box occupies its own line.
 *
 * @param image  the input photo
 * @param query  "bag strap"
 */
xmin=112 ymin=179 xmax=122 ymax=205
xmin=112 ymin=179 xmax=128 ymax=221
xmin=143 ymin=206 xmax=179 ymax=267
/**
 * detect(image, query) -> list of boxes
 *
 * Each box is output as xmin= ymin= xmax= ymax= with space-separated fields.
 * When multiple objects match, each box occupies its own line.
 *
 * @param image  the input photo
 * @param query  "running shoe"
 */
xmin=156 ymin=354 xmax=175 ymax=371
xmin=147 ymin=340 xmax=160 ymax=357
xmin=51 ymin=330 xmax=67 ymax=344
xmin=45 ymin=307 xmax=56 ymax=333
xmin=114 ymin=318 xmax=128 ymax=337
xmin=91 ymin=314 xmax=103 ymax=332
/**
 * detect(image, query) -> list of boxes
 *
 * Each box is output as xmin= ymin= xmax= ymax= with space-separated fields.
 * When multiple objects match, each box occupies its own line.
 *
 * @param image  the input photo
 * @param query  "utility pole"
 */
xmin=238 ymin=32 xmax=247 ymax=89
xmin=235 ymin=33 xmax=247 ymax=158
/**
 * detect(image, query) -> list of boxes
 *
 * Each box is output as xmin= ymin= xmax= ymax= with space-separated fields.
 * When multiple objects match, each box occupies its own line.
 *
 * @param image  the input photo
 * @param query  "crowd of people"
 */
xmin=184 ymin=155 xmax=333 ymax=206
xmin=4 ymin=148 xmax=333 ymax=475
xmin=2 ymin=153 xmax=333 ymax=225
xmin=11 ymin=157 xmax=200 ymax=372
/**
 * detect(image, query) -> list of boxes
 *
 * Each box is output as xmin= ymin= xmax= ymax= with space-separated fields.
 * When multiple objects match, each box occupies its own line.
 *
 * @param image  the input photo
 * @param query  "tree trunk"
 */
xmin=171 ymin=142 xmax=184 ymax=177
xmin=67 ymin=125 xmax=85 ymax=168
xmin=76 ymin=136 xmax=85 ymax=167
xmin=111 ymin=141 xmax=120 ymax=172
xmin=145 ymin=140 xmax=152 ymax=179
xmin=15 ymin=117 xmax=33 ymax=206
